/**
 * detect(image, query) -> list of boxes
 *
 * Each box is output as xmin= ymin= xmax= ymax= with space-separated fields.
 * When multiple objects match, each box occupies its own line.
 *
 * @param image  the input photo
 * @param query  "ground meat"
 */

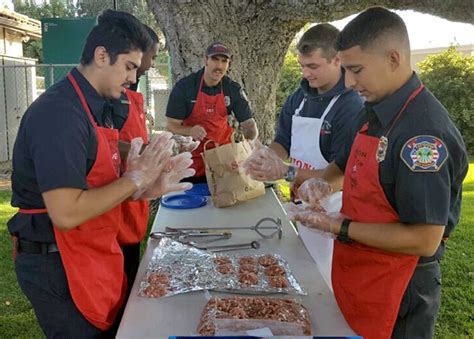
xmin=171 ymin=135 xmax=199 ymax=155
xmin=265 ymin=264 xmax=286 ymax=276
xmin=229 ymin=306 xmax=248 ymax=319
xmin=197 ymin=296 xmax=312 ymax=335
xmin=148 ymin=272 xmax=170 ymax=285
xmin=268 ymin=275 xmax=289 ymax=288
xmin=258 ymin=254 xmax=278 ymax=267
xmin=239 ymin=272 xmax=259 ymax=285
xmin=216 ymin=263 xmax=234 ymax=275
xmin=143 ymin=284 xmax=168 ymax=298
xmin=238 ymin=256 xmax=257 ymax=266
xmin=238 ymin=264 xmax=258 ymax=274
xmin=213 ymin=256 xmax=232 ymax=265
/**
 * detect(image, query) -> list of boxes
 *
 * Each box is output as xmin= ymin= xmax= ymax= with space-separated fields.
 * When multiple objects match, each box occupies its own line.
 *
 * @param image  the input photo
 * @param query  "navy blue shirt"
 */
xmin=274 ymin=71 xmax=364 ymax=162
xmin=8 ymin=67 xmax=112 ymax=243
xmin=111 ymin=93 xmax=130 ymax=130
xmin=336 ymin=73 xmax=468 ymax=260
xmin=165 ymin=68 xmax=253 ymax=122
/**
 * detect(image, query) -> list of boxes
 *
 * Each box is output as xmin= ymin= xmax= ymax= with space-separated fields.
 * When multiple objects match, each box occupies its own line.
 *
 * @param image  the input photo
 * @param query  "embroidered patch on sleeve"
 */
xmin=400 ymin=135 xmax=449 ymax=172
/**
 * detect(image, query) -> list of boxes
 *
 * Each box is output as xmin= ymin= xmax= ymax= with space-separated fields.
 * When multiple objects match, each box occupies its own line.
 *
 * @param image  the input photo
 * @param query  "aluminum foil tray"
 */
xmin=138 ymin=238 xmax=305 ymax=298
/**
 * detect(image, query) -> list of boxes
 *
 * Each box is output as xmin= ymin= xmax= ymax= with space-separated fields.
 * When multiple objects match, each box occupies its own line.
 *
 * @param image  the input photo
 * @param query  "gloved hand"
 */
xmin=171 ymin=135 xmax=200 ymax=155
xmin=242 ymin=140 xmax=288 ymax=181
xmin=190 ymin=125 xmax=207 ymax=141
xmin=123 ymin=132 xmax=173 ymax=191
xmin=287 ymin=203 xmax=345 ymax=238
xmin=134 ymin=152 xmax=195 ymax=200
xmin=298 ymin=177 xmax=333 ymax=210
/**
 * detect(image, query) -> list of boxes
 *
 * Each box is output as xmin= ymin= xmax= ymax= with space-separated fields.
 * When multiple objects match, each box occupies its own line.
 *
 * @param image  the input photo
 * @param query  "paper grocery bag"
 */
xmin=201 ymin=137 xmax=265 ymax=208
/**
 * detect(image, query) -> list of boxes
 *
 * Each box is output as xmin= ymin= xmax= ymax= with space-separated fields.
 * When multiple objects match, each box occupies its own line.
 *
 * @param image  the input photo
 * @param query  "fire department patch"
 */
xmin=400 ymin=135 xmax=448 ymax=172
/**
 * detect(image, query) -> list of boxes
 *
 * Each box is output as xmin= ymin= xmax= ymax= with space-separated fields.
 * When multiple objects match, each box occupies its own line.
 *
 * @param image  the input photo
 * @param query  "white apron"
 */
xmin=289 ymin=94 xmax=340 ymax=291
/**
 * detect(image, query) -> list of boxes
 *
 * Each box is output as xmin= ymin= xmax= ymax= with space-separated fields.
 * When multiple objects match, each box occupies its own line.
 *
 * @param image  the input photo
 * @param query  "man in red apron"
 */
xmin=242 ymin=24 xmax=363 ymax=289
xmin=166 ymin=42 xmax=258 ymax=183
xmin=7 ymin=11 xmax=193 ymax=338
xmin=289 ymin=7 xmax=468 ymax=339
xmin=112 ymin=25 xmax=160 ymax=296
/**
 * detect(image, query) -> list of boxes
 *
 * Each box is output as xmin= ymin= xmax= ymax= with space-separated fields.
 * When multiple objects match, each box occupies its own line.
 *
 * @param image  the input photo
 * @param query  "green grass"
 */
xmin=1 ymin=169 xmax=473 ymax=337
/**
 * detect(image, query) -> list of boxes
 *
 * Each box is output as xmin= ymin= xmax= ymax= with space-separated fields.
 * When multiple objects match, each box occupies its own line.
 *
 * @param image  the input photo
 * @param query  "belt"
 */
xmin=17 ymin=239 xmax=59 ymax=254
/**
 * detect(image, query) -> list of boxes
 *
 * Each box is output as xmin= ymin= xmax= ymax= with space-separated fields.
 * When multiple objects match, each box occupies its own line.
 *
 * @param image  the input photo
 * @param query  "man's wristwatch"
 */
xmin=337 ymin=218 xmax=353 ymax=243
xmin=284 ymin=164 xmax=298 ymax=182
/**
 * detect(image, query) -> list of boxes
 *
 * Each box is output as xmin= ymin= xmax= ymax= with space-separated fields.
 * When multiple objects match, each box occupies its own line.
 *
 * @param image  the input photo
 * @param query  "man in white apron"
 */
xmin=244 ymin=24 xmax=363 ymax=289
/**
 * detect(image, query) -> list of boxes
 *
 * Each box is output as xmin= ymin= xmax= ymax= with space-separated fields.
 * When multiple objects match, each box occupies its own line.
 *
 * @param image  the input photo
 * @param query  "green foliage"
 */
xmin=276 ymin=46 xmax=301 ymax=114
xmin=13 ymin=0 xmax=162 ymax=63
xmin=418 ymin=47 xmax=474 ymax=153
xmin=78 ymin=0 xmax=159 ymax=33
xmin=14 ymin=0 xmax=76 ymax=19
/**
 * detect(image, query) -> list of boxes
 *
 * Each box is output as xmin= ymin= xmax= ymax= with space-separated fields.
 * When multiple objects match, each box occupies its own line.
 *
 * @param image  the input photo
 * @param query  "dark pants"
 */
xmin=15 ymin=252 xmax=113 ymax=338
xmin=122 ymin=243 xmax=141 ymax=298
xmin=392 ymin=260 xmax=442 ymax=339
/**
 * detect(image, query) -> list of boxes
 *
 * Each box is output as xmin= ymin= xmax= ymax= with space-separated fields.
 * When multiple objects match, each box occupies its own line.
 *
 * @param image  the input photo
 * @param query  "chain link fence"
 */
xmin=0 ymin=62 xmax=171 ymax=162
xmin=0 ymin=62 xmax=73 ymax=162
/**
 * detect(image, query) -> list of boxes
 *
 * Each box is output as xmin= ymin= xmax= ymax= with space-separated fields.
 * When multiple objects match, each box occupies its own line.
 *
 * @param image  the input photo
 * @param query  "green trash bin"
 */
xmin=41 ymin=17 xmax=97 ymax=88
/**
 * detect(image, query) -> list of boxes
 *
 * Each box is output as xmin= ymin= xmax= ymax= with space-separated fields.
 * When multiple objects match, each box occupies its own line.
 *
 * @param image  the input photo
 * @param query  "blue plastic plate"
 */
xmin=161 ymin=194 xmax=207 ymax=209
xmin=184 ymin=183 xmax=210 ymax=196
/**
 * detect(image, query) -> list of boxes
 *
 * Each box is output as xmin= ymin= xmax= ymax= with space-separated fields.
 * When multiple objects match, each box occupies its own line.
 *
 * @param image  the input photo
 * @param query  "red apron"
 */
xmin=333 ymin=85 xmax=424 ymax=339
xmin=19 ymin=72 xmax=127 ymax=330
xmin=117 ymin=89 xmax=149 ymax=245
xmin=183 ymin=75 xmax=233 ymax=177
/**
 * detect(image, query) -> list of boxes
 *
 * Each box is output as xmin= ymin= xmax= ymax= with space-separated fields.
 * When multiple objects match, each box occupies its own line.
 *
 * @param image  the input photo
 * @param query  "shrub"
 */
xmin=418 ymin=47 xmax=474 ymax=153
xmin=276 ymin=48 xmax=301 ymax=115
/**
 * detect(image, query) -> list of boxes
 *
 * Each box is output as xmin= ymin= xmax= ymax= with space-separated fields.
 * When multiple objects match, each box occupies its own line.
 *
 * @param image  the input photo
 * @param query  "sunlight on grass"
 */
xmin=0 ymin=194 xmax=15 ymax=231
xmin=463 ymin=162 xmax=474 ymax=184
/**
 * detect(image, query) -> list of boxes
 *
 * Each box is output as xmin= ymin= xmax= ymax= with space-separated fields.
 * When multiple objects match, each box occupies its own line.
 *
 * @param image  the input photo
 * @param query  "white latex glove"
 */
xmin=287 ymin=203 xmax=345 ymax=238
xmin=123 ymin=132 xmax=173 ymax=191
xmin=190 ymin=125 xmax=207 ymax=141
xmin=134 ymin=152 xmax=196 ymax=200
xmin=242 ymin=140 xmax=288 ymax=181
xmin=298 ymin=177 xmax=333 ymax=210
xmin=171 ymin=135 xmax=200 ymax=155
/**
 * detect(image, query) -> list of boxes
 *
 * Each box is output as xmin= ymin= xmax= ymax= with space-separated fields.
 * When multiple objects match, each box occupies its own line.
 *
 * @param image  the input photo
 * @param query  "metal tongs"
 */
xmin=164 ymin=217 xmax=283 ymax=240
xmin=149 ymin=229 xmax=232 ymax=244
xmin=189 ymin=240 xmax=261 ymax=253
xmin=150 ymin=229 xmax=231 ymax=238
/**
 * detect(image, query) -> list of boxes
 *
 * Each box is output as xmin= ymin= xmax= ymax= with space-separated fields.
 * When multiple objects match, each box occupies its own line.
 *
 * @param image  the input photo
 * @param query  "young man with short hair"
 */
xmin=8 ymin=10 xmax=193 ymax=337
xmin=243 ymin=24 xmax=363 ymax=275
xmin=245 ymin=24 xmax=363 ymax=186
xmin=290 ymin=7 xmax=468 ymax=339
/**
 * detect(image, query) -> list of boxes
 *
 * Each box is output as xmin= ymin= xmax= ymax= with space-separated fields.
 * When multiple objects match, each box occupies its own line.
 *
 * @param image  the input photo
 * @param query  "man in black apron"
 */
xmin=289 ymin=7 xmax=468 ymax=339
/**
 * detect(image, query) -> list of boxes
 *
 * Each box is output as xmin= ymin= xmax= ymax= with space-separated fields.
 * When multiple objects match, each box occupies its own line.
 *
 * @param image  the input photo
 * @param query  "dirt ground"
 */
xmin=0 ymin=162 xmax=11 ymax=190
xmin=0 ymin=178 xmax=11 ymax=190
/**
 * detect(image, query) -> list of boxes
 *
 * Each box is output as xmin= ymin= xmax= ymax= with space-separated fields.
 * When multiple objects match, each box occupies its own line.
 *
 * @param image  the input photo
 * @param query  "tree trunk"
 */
xmin=148 ymin=0 xmax=473 ymax=142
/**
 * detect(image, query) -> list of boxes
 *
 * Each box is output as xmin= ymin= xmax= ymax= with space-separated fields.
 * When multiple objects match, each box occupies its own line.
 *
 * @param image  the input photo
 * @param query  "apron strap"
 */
xmin=294 ymin=97 xmax=307 ymax=116
xmin=320 ymin=94 xmax=341 ymax=120
xmin=67 ymin=72 xmax=98 ymax=127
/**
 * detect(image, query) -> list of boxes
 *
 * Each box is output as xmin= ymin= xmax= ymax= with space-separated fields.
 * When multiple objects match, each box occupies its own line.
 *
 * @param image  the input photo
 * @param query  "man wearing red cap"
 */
xmin=166 ymin=42 xmax=258 ymax=183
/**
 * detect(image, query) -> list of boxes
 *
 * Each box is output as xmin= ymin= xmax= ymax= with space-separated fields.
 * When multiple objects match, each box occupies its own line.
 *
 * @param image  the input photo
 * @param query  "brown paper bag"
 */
xmin=202 ymin=136 xmax=265 ymax=208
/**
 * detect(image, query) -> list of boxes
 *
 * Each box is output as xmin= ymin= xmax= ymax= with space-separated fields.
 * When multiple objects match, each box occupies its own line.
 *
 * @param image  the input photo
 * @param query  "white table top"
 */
xmin=117 ymin=189 xmax=355 ymax=338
